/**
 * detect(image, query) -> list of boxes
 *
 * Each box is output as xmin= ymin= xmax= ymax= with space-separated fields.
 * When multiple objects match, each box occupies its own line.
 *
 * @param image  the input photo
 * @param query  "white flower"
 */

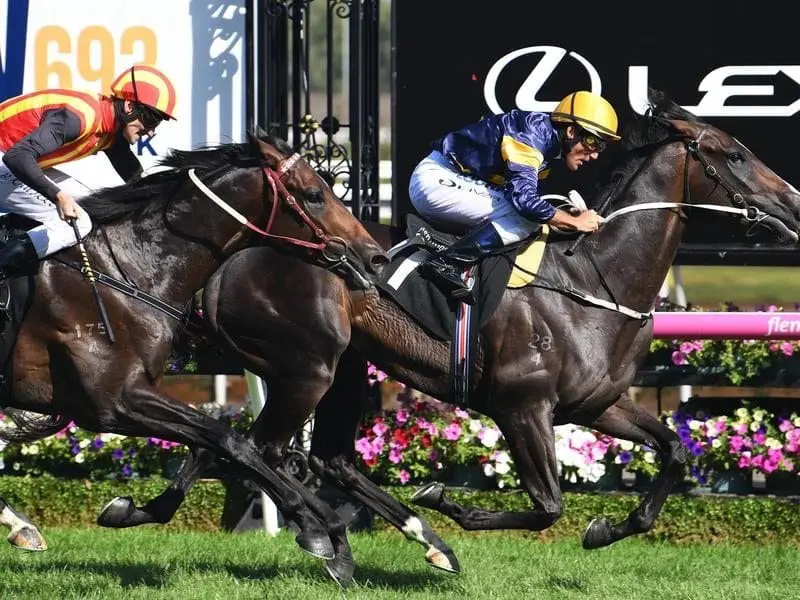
xmin=497 ymin=479 xmax=506 ymax=489
xmin=27 ymin=444 xmax=39 ymax=455
xmin=482 ymin=463 xmax=496 ymax=477
xmin=711 ymin=438 xmax=722 ymax=449
xmin=12 ymin=462 xmax=20 ymax=471
xmin=750 ymin=422 xmax=761 ymax=432
xmin=753 ymin=410 xmax=765 ymax=423
xmin=766 ymin=438 xmax=783 ymax=450
xmin=480 ymin=428 xmax=500 ymax=448
xmin=20 ymin=446 xmax=28 ymax=456
xmin=618 ymin=440 xmax=635 ymax=451
xmin=493 ymin=451 xmax=511 ymax=464
xmin=495 ymin=461 xmax=511 ymax=475
xmin=644 ymin=451 xmax=656 ymax=464
xmin=469 ymin=420 xmax=483 ymax=433
xmin=74 ymin=452 xmax=85 ymax=464
xmin=688 ymin=420 xmax=702 ymax=431
xmin=794 ymin=417 xmax=800 ymax=428
xmin=79 ymin=439 xmax=90 ymax=449
xmin=735 ymin=408 xmax=750 ymax=419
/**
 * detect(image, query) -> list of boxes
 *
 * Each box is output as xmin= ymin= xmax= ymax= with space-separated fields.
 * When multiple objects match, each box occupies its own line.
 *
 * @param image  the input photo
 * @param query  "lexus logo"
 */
xmin=484 ymin=46 xmax=800 ymax=118
xmin=483 ymin=46 xmax=601 ymax=114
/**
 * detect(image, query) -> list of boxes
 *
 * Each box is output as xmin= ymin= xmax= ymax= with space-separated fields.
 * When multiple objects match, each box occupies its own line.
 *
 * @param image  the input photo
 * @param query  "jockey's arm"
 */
xmin=103 ymin=134 xmax=143 ymax=183
xmin=2 ymin=108 xmax=80 ymax=202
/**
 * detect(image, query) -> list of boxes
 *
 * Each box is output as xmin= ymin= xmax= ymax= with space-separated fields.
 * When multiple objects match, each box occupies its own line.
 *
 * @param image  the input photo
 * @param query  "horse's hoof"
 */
xmin=295 ymin=531 xmax=335 ymax=560
xmin=425 ymin=546 xmax=460 ymax=573
xmin=324 ymin=551 xmax=355 ymax=589
xmin=411 ymin=482 xmax=445 ymax=509
xmin=582 ymin=517 xmax=614 ymax=550
xmin=97 ymin=496 xmax=136 ymax=528
xmin=8 ymin=526 xmax=47 ymax=551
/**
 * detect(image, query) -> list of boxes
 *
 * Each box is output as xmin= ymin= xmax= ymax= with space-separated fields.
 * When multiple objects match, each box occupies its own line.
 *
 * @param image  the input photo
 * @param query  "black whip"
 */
xmin=70 ymin=219 xmax=116 ymax=343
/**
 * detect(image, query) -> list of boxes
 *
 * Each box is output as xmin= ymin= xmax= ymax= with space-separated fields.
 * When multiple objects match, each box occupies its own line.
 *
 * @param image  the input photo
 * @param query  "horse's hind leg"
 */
xmin=309 ymin=348 xmax=460 ymax=574
xmin=413 ymin=404 xmax=564 ymax=532
xmin=91 ymin=382 xmax=337 ymax=561
xmin=0 ymin=496 xmax=46 ymax=551
xmin=97 ymin=447 xmax=213 ymax=528
xmin=573 ymin=392 xmax=687 ymax=549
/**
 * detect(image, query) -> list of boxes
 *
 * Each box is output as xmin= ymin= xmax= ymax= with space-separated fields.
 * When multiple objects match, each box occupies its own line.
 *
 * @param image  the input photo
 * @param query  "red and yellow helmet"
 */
xmin=109 ymin=64 xmax=177 ymax=120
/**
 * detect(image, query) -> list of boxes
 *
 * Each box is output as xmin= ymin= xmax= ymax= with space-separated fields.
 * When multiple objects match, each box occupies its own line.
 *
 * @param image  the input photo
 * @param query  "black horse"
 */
xmin=98 ymin=89 xmax=800 ymax=585
xmin=0 ymin=133 xmax=387 ymax=558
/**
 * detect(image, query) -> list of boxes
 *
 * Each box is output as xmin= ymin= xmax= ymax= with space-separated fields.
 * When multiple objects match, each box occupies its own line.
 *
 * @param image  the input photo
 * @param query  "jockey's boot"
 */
xmin=419 ymin=221 xmax=503 ymax=305
xmin=0 ymin=235 xmax=38 ymax=320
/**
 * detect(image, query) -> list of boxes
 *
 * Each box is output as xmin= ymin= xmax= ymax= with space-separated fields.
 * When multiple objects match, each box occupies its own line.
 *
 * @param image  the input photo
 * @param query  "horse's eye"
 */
xmin=729 ymin=152 xmax=745 ymax=164
xmin=305 ymin=188 xmax=324 ymax=205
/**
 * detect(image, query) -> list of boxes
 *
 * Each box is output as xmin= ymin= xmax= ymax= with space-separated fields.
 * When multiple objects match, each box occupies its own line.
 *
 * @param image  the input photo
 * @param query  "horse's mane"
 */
xmin=595 ymin=88 xmax=706 ymax=197
xmin=80 ymin=132 xmax=292 ymax=224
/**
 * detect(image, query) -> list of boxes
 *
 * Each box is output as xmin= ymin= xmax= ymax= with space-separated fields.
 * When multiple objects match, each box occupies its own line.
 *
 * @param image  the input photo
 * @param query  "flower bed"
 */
xmin=354 ymin=393 xmax=800 ymax=493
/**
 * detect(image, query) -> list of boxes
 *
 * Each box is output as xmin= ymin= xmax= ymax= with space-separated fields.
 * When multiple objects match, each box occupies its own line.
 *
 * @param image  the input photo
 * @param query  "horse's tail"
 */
xmin=0 ymin=410 xmax=70 ymax=445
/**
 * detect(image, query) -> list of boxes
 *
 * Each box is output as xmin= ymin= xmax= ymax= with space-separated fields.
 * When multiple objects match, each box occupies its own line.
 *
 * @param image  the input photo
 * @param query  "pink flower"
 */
xmin=399 ymin=469 xmax=410 ymax=484
xmin=738 ymin=455 xmax=752 ymax=468
xmin=763 ymin=458 xmax=780 ymax=473
xmin=752 ymin=432 xmax=766 ymax=445
xmin=671 ymin=351 xmax=688 ymax=366
xmin=779 ymin=419 xmax=794 ymax=433
xmin=784 ymin=459 xmax=795 ymax=472
xmin=732 ymin=422 xmax=749 ymax=435
xmin=767 ymin=304 xmax=779 ymax=312
xmin=751 ymin=455 xmax=765 ymax=469
xmin=372 ymin=422 xmax=389 ymax=437
xmin=395 ymin=410 xmax=409 ymax=425
xmin=389 ymin=448 xmax=403 ymax=464
xmin=679 ymin=341 xmax=704 ymax=354
xmin=780 ymin=342 xmax=794 ymax=356
xmin=443 ymin=423 xmax=462 ymax=441
xmin=729 ymin=436 xmax=745 ymax=453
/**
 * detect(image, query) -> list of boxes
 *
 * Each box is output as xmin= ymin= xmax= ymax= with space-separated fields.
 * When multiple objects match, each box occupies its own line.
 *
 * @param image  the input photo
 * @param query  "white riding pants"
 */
xmin=0 ymin=152 xmax=93 ymax=258
xmin=408 ymin=150 xmax=540 ymax=244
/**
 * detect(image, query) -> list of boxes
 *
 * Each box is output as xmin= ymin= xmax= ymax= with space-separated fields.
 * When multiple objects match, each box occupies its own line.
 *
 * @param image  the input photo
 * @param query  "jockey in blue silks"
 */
xmin=409 ymin=90 xmax=621 ymax=304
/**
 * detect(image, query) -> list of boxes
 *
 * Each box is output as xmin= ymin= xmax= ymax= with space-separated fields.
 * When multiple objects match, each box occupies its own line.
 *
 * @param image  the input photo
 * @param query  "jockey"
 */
xmin=409 ymin=90 xmax=620 ymax=304
xmin=0 ymin=64 xmax=177 ymax=279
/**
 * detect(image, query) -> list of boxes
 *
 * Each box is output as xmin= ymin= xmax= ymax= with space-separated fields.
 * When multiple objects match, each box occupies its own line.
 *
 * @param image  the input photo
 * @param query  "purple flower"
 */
xmin=111 ymin=449 xmax=125 ymax=461
xmin=91 ymin=438 xmax=105 ymax=450
xmin=121 ymin=464 xmax=133 ymax=478
xmin=618 ymin=451 xmax=632 ymax=465
xmin=71 ymin=446 xmax=81 ymax=455
xmin=689 ymin=442 xmax=705 ymax=456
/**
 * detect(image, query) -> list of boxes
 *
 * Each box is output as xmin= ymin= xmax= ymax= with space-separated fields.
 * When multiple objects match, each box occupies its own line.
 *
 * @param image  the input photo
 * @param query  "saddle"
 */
xmin=375 ymin=215 xmax=546 ymax=406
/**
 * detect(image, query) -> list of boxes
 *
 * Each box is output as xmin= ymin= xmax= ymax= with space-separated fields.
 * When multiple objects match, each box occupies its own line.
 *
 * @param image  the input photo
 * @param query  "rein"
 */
xmin=188 ymin=152 xmax=355 ymax=267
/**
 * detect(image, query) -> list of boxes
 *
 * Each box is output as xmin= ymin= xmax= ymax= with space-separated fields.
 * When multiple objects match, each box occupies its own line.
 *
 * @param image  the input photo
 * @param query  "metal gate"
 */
xmin=245 ymin=0 xmax=381 ymax=222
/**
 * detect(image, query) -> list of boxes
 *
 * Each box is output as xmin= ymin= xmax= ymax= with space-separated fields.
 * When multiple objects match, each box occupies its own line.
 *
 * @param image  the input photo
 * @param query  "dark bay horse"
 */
xmin=98 ymin=90 xmax=800 ymax=585
xmin=0 ymin=133 xmax=387 ymax=558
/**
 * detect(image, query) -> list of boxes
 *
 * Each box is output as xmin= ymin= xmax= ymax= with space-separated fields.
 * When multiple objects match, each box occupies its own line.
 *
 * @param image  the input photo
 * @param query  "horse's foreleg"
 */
xmin=0 ymin=496 xmax=46 ymax=551
xmin=574 ymin=392 xmax=687 ymax=549
xmin=97 ymin=447 xmax=213 ymax=528
xmin=412 ymin=404 xmax=563 ymax=532
xmin=309 ymin=352 xmax=460 ymax=574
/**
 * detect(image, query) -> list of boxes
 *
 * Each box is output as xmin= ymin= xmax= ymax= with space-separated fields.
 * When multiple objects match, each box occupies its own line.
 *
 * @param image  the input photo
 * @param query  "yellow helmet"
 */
xmin=551 ymin=91 xmax=620 ymax=141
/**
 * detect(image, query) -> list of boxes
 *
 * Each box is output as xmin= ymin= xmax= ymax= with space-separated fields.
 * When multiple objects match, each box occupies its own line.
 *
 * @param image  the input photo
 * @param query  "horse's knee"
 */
xmin=538 ymin=502 xmax=563 ymax=529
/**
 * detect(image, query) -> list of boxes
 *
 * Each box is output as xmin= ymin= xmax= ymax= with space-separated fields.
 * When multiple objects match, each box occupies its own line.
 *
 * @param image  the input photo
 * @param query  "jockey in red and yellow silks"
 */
xmin=0 ymin=64 xmax=177 ymax=281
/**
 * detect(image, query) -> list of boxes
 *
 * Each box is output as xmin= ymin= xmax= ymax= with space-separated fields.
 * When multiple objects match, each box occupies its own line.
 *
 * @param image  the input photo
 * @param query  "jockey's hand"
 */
xmin=571 ymin=209 xmax=604 ymax=233
xmin=548 ymin=208 xmax=604 ymax=233
xmin=55 ymin=191 xmax=79 ymax=222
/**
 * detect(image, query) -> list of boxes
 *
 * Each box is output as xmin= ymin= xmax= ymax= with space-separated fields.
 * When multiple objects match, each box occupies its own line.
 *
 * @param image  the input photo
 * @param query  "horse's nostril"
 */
xmin=369 ymin=252 xmax=389 ymax=274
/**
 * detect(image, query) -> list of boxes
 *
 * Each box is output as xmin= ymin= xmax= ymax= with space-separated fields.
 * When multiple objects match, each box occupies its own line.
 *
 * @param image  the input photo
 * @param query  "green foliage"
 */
xmin=3 ymin=476 xmax=800 ymax=546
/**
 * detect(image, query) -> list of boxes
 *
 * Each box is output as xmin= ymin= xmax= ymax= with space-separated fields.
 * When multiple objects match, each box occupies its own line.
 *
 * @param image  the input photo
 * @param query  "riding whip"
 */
xmin=565 ymin=175 xmax=623 ymax=256
xmin=70 ymin=218 xmax=116 ymax=343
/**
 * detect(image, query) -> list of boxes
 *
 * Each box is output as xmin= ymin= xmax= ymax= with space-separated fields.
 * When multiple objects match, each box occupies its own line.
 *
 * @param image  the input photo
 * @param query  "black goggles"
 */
xmin=136 ymin=105 xmax=165 ymax=131
xmin=580 ymin=132 xmax=608 ymax=153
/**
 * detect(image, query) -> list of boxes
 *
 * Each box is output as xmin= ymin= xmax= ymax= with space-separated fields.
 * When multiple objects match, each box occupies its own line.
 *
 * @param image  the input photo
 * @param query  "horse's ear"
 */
xmin=251 ymin=135 xmax=282 ymax=169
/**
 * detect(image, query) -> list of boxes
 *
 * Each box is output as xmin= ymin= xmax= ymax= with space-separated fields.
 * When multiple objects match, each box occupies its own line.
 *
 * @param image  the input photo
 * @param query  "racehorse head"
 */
xmin=618 ymin=88 xmax=800 ymax=244
xmin=245 ymin=131 xmax=388 ymax=288
xmin=81 ymin=133 xmax=387 ymax=292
